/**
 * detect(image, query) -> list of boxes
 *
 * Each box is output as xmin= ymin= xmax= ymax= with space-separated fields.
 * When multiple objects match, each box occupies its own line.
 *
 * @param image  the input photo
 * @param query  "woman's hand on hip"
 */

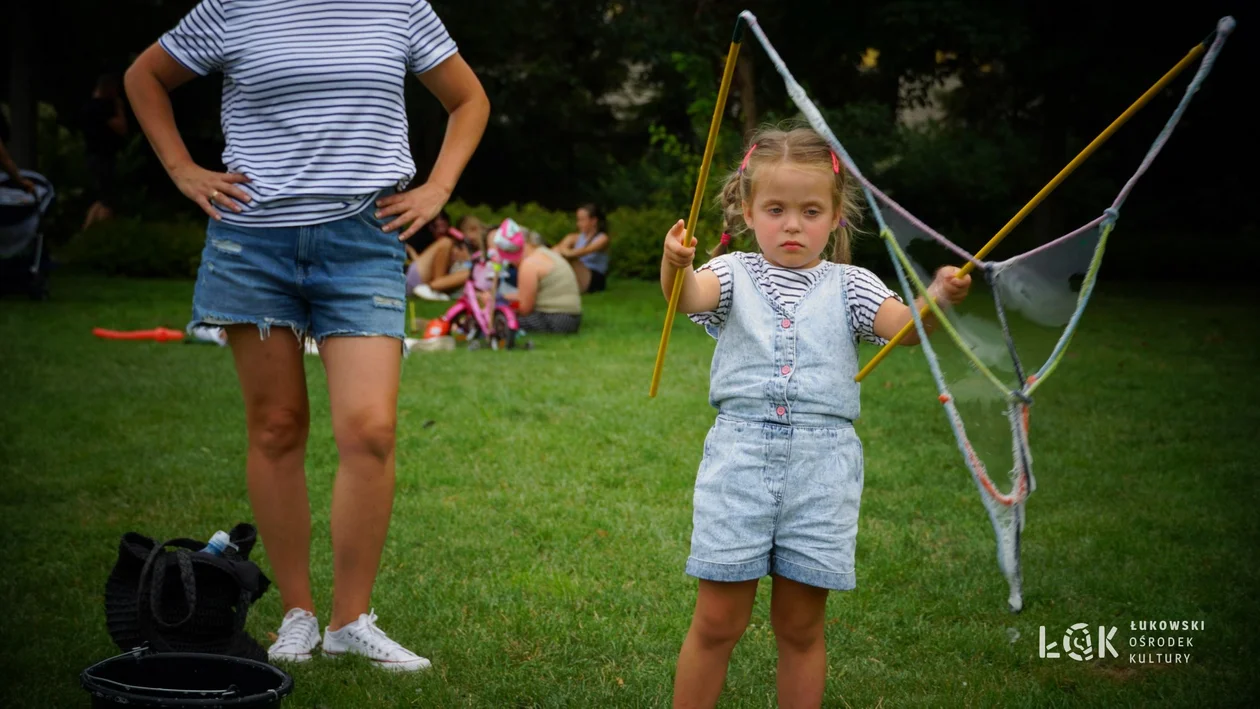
xmin=170 ymin=163 xmax=251 ymax=221
xmin=375 ymin=182 xmax=450 ymax=241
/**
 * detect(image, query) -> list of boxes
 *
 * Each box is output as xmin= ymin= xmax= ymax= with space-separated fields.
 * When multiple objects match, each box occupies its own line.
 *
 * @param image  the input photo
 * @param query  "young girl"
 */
xmin=660 ymin=125 xmax=971 ymax=707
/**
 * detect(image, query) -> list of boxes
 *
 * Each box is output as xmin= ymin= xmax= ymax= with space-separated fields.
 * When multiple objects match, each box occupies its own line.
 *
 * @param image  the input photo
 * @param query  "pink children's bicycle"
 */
xmin=429 ymin=218 xmax=527 ymax=351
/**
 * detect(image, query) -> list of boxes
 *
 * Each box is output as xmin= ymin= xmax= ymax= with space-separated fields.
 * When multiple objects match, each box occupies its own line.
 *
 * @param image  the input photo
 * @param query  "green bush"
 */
xmin=446 ymin=198 xmax=696 ymax=282
xmin=446 ymin=200 xmax=574 ymax=248
xmin=605 ymin=203 xmax=689 ymax=280
xmin=56 ymin=200 xmax=711 ymax=283
xmin=3 ymin=102 xmax=160 ymax=247
xmin=59 ymin=217 xmax=206 ymax=279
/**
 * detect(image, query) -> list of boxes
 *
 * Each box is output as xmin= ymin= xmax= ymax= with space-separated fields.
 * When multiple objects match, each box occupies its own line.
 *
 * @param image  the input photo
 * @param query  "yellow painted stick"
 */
xmin=649 ymin=17 xmax=746 ymax=397
xmin=854 ymin=40 xmax=1209 ymax=383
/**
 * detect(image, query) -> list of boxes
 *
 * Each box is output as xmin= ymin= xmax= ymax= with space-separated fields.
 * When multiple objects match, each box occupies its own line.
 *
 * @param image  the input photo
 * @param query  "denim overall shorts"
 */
xmin=687 ymin=258 xmax=866 ymax=591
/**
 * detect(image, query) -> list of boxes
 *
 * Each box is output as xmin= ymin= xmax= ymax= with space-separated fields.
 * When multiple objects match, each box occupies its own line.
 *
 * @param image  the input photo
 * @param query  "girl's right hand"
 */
xmin=169 ymin=163 xmax=252 ymax=220
xmin=663 ymin=219 xmax=695 ymax=269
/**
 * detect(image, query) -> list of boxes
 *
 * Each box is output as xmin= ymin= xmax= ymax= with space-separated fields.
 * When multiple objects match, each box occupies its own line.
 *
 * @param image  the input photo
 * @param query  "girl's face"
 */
xmin=430 ymin=216 xmax=450 ymax=236
xmin=575 ymin=209 xmax=596 ymax=234
xmin=462 ymin=218 xmax=485 ymax=248
xmin=743 ymin=164 xmax=839 ymax=269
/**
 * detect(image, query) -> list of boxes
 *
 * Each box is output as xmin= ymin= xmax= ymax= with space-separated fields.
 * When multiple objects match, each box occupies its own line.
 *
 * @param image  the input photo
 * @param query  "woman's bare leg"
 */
xmin=318 ymin=335 xmax=403 ymax=630
xmin=427 ymin=269 xmax=470 ymax=293
xmin=226 ymin=325 xmax=314 ymax=615
xmin=569 ymin=259 xmax=592 ymax=293
xmin=428 ymin=239 xmax=453 ymax=282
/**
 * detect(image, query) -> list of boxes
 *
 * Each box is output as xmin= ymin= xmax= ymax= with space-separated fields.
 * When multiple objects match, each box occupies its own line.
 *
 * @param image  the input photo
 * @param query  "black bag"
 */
xmin=104 ymin=523 xmax=272 ymax=663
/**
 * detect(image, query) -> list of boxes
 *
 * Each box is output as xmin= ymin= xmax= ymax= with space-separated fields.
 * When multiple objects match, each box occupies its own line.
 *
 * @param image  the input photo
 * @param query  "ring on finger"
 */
xmin=210 ymin=190 xmax=220 ymax=201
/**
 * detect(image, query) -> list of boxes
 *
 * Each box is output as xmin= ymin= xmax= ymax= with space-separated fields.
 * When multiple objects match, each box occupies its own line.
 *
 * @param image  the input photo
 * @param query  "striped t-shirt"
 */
xmin=689 ymin=252 xmax=903 ymax=345
xmin=159 ymin=0 xmax=459 ymax=226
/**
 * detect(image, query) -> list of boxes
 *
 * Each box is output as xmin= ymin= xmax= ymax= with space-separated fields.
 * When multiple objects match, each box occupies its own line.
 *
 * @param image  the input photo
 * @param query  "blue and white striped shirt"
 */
xmin=689 ymin=252 xmax=903 ymax=345
xmin=160 ymin=0 xmax=458 ymax=226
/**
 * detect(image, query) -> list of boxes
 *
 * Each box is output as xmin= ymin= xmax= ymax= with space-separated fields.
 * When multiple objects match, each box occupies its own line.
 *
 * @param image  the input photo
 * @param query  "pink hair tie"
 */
xmin=830 ymin=150 xmax=841 ymax=174
xmin=739 ymin=143 xmax=758 ymax=173
xmin=720 ymin=232 xmax=732 ymax=245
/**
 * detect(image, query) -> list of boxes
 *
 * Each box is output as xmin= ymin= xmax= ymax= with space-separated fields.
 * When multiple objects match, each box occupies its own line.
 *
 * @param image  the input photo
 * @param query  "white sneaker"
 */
xmin=268 ymin=608 xmax=320 ymax=663
xmin=412 ymin=284 xmax=450 ymax=301
xmin=322 ymin=610 xmax=431 ymax=672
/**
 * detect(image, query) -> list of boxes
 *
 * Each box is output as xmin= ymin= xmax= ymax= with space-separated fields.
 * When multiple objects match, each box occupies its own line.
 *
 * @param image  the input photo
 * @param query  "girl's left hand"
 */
xmin=375 ymin=182 xmax=451 ymax=241
xmin=930 ymin=266 xmax=971 ymax=305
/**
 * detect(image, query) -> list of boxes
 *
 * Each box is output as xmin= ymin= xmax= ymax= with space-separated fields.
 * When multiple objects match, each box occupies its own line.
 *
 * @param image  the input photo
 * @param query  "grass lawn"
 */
xmin=1 ymin=273 xmax=1257 ymax=707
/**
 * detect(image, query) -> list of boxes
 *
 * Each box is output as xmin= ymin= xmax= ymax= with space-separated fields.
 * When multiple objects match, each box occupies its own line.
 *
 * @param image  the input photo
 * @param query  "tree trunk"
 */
xmin=1028 ymin=90 xmax=1067 ymax=255
xmin=6 ymin=2 xmax=37 ymax=168
xmin=1023 ymin=2 xmax=1069 ymax=255
xmin=736 ymin=53 xmax=757 ymax=138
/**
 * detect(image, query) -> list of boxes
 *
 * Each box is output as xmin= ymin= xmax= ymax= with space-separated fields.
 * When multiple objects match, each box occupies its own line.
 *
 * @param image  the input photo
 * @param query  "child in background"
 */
xmin=659 ymin=124 xmax=971 ymax=707
xmin=410 ymin=213 xmax=486 ymax=300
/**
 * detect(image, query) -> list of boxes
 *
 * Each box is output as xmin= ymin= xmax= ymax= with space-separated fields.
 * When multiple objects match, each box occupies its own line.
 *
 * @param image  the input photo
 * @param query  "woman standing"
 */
xmin=124 ymin=0 xmax=489 ymax=671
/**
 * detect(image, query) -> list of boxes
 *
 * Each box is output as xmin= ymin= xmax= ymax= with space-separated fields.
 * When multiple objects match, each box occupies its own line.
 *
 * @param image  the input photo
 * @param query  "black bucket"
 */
xmin=81 ymin=647 xmax=293 ymax=708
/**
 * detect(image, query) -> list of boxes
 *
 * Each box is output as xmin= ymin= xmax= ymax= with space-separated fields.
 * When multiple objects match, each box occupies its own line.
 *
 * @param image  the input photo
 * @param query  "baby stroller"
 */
xmin=0 ymin=169 xmax=55 ymax=300
xmin=425 ymin=218 xmax=525 ymax=350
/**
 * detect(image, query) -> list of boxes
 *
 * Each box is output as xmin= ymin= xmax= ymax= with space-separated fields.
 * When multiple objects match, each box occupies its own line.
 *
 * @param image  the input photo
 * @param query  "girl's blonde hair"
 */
xmin=712 ymin=122 xmax=864 ymax=263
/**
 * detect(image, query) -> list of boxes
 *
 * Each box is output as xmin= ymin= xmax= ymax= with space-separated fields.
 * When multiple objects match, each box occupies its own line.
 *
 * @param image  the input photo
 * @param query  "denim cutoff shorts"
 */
xmin=686 ymin=413 xmax=865 ymax=591
xmin=189 ymin=195 xmax=406 ymax=344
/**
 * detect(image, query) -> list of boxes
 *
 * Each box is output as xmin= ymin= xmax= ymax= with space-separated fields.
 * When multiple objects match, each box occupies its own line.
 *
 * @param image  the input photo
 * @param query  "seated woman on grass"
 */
xmin=552 ymin=203 xmax=609 ymax=294
xmin=408 ymin=214 xmax=486 ymax=300
xmin=511 ymin=230 xmax=582 ymax=334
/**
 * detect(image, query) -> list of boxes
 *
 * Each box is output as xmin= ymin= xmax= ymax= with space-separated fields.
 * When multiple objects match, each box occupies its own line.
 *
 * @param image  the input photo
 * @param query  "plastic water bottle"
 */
xmin=200 ymin=530 xmax=237 ymax=556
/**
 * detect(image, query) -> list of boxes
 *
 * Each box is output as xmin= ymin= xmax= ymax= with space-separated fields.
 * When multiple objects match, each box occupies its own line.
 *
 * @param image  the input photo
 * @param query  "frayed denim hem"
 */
xmin=189 ymin=312 xmax=307 ymax=345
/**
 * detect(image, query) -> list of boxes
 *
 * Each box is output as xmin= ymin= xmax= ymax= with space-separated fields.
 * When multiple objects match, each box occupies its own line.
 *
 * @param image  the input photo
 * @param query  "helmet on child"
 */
xmin=489 ymin=218 xmax=525 ymax=265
